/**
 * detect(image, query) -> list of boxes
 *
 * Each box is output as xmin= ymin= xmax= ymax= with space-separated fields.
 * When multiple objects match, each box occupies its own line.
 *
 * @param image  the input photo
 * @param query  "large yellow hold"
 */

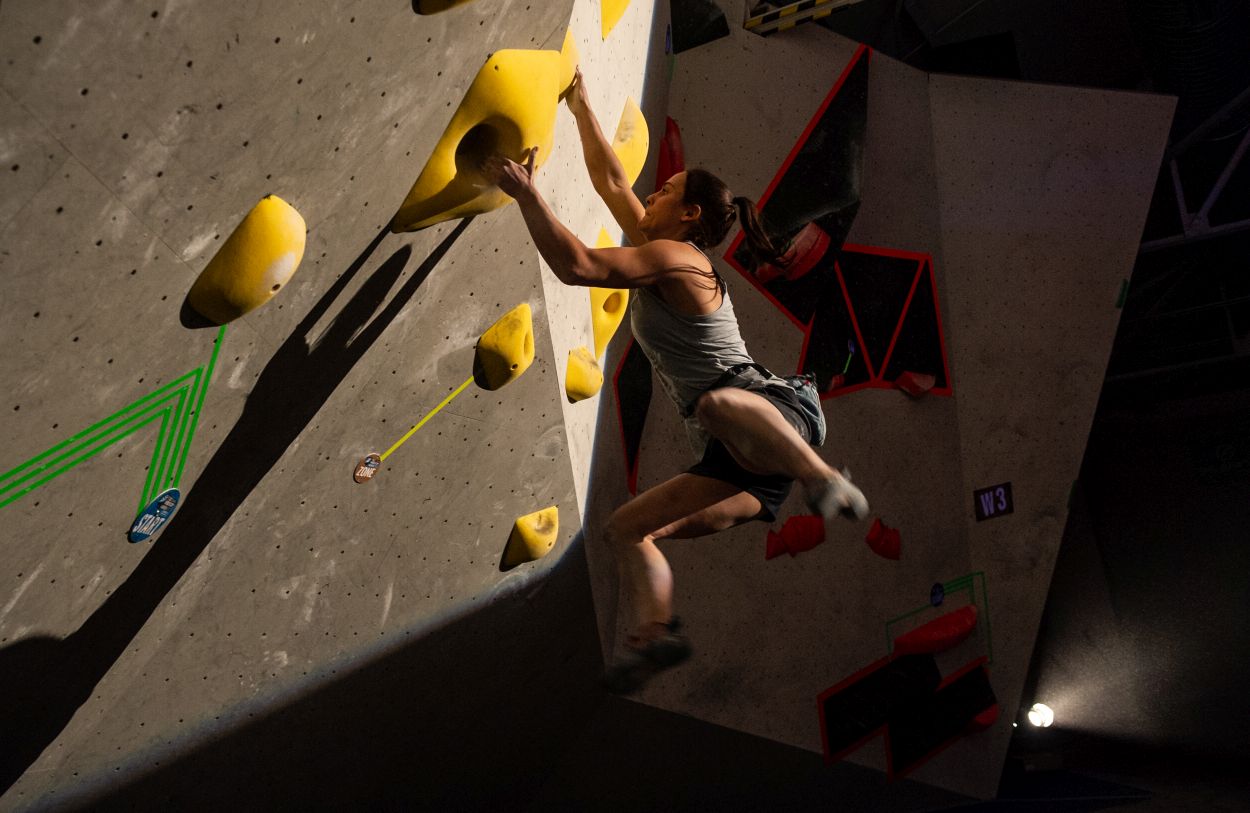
xmin=391 ymin=31 xmax=578 ymax=231
xmin=602 ymin=0 xmax=632 ymax=38
xmin=501 ymin=506 xmax=559 ymax=569
xmin=611 ymin=96 xmax=649 ymax=186
xmin=565 ymin=346 xmax=603 ymax=402
xmin=473 ymin=302 xmax=535 ymax=391
xmin=186 ymin=195 xmax=306 ymax=324
xmin=590 ymin=228 xmax=629 ymax=358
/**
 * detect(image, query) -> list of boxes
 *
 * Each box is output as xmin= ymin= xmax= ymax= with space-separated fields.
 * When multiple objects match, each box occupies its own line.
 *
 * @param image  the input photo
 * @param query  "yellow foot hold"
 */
xmin=391 ymin=31 xmax=579 ymax=232
xmin=565 ymin=346 xmax=604 ymax=402
xmin=474 ymin=302 xmax=535 ymax=390
xmin=502 ymin=506 xmax=559 ymax=568
xmin=602 ymin=0 xmax=632 ymax=38
xmin=187 ymin=195 xmax=306 ymax=324
xmin=612 ymin=96 xmax=649 ymax=187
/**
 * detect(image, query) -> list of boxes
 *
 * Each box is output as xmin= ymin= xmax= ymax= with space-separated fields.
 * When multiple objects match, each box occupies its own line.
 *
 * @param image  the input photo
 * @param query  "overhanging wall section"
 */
xmin=583 ymin=0 xmax=1174 ymax=799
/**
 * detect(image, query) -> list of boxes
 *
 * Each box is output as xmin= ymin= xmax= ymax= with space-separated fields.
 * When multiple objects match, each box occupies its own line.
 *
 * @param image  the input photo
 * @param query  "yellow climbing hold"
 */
xmin=565 ymin=346 xmax=604 ymax=402
xmin=415 ymin=0 xmax=475 ymax=13
xmin=589 ymin=228 xmax=629 ymax=358
xmin=611 ymin=96 xmax=649 ymax=187
xmin=502 ymin=506 xmax=559 ymax=568
xmin=473 ymin=302 xmax=535 ymax=391
xmin=557 ymin=28 xmax=579 ymax=96
xmin=187 ymin=195 xmax=305 ymax=324
xmin=391 ymin=32 xmax=579 ymax=232
xmin=590 ymin=288 xmax=628 ymax=358
xmin=602 ymin=0 xmax=631 ymax=38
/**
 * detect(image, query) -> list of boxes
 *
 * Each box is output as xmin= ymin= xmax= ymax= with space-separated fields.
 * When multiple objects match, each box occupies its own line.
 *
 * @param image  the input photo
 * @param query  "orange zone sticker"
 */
xmin=353 ymin=453 xmax=382 ymax=483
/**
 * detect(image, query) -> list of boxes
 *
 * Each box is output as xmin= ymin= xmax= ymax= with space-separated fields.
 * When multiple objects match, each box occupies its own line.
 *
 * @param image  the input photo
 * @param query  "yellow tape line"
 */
xmin=379 ymin=375 xmax=475 ymax=462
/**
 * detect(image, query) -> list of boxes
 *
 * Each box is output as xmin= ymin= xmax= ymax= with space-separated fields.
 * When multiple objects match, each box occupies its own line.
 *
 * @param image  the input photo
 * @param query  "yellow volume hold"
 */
xmin=565 ymin=346 xmax=603 ymax=402
xmin=611 ymin=96 xmax=649 ymax=186
xmin=391 ymin=30 xmax=578 ymax=231
xmin=473 ymin=302 xmax=535 ymax=391
xmin=502 ymin=506 xmax=559 ymax=569
xmin=187 ymin=195 xmax=306 ymax=324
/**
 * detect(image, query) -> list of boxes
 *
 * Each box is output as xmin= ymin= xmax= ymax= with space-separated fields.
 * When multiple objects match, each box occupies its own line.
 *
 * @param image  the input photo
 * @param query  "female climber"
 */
xmin=483 ymin=69 xmax=868 ymax=694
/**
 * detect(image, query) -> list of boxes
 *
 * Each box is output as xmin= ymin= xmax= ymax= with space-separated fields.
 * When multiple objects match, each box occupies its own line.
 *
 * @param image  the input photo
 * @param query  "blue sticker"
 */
xmin=930 ymin=582 xmax=945 ymax=607
xmin=129 ymin=487 xmax=181 ymax=543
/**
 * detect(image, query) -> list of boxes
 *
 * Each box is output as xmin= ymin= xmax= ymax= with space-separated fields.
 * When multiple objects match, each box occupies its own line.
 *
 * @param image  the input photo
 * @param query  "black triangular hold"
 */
xmin=881 ymin=260 xmax=949 ymax=390
xmin=839 ymin=251 xmax=920 ymax=377
xmin=613 ymin=339 xmax=653 ymax=494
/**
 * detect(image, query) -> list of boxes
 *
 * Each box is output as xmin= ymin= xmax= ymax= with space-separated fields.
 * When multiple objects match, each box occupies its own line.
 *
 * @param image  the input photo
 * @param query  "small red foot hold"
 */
xmin=754 ymin=222 xmax=832 ymax=284
xmin=864 ymin=517 xmax=901 ymax=560
xmin=894 ymin=371 xmax=936 ymax=398
xmin=765 ymin=514 xmax=826 ymax=559
xmin=967 ymin=702 xmax=1000 ymax=732
xmin=893 ymin=605 xmax=978 ymax=655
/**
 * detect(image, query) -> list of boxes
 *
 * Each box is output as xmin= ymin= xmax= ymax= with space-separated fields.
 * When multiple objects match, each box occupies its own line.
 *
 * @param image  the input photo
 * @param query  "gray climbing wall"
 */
xmin=581 ymin=1 xmax=1174 ymax=799
xmin=0 ymin=0 xmax=667 ymax=807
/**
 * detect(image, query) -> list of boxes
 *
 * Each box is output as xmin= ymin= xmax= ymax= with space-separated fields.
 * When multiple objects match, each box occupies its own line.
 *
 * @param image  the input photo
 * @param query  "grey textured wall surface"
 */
xmin=0 ymin=0 xmax=668 ymax=807
xmin=583 ymin=0 xmax=1173 ymax=799
xmin=928 ymin=74 xmax=1175 ymax=791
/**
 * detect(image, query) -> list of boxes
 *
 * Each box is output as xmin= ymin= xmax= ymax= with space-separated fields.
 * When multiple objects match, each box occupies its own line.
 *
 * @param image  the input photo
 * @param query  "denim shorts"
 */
xmin=686 ymin=366 xmax=813 ymax=522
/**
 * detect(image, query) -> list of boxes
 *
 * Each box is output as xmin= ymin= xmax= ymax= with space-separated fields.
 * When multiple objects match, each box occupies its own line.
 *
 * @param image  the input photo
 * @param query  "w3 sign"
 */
xmin=973 ymin=482 xmax=1013 ymax=522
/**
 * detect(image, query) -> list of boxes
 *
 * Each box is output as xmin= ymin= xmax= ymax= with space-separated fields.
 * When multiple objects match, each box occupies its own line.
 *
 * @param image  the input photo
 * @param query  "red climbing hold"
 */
xmin=967 ymin=702 xmax=1000 ymax=732
xmin=753 ymin=221 xmax=832 ymax=284
xmin=765 ymin=514 xmax=826 ymax=559
xmin=864 ymin=517 xmax=901 ymax=560
xmin=656 ymin=117 xmax=685 ymax=191
xmin=892 ymin=605 xmax=979 ymax=655
xmin=894 ymin=371 xmax=936 ymax=397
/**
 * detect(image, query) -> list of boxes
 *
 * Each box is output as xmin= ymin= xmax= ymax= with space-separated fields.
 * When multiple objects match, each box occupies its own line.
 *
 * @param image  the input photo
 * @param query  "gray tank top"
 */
xmin=629 ymin=244 xmax=785 ymax=453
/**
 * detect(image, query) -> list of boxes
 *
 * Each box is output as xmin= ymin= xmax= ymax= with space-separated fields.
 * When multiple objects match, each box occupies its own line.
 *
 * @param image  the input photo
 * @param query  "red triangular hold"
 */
xmin=765 ymin=514 xmax=826 ymax=559
xmin=864 ymin=517 xmax=901 ymax=560
xmin=967 ymin=702 xmax=1000 ymax=732
xmin=892 ymin=605 xmax=979 ymax=655
xmin=894 ymin=371 xmax=936 ymax=397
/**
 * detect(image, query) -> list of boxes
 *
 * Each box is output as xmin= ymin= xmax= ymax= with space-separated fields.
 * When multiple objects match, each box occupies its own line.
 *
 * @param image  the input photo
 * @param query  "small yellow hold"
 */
xmin=589 ymin=288 xmax=628 ymax=358
xmin=392 ymin=34 xmax=577 ymax=232
xmin=611 ymin=96 xmax=649 ymax=187
xmin=601 ymin=0 xmax=632 ymax=38
xmin=502 ymin=506 xmax=559 ymax=569
xmin=473 ymin=303 xmax=535 ymax=390
xmin=565 ymin=346 xmax=604 ymax=402
xmin=187 ymin=195 xmax=306 ymax=324
xmin=589 ymin=228 xmax=629 ymax=358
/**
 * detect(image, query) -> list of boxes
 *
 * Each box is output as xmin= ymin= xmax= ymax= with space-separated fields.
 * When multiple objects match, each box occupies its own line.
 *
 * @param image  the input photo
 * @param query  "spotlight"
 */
xmin=1027 ymin=703 xmax=1054 ymax=728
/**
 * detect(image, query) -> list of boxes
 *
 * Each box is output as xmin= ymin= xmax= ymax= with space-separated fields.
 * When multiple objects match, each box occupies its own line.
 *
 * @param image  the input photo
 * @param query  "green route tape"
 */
xmin=0 ymin=326 xmax=227 ymax=513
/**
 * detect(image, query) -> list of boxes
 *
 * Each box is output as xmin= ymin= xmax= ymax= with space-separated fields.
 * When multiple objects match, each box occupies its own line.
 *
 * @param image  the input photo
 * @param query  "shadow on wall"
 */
xmin=0 ymin=219 xmax=470 ymax=795
xmin=59 ymin=537 xmax=605 ymax=812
